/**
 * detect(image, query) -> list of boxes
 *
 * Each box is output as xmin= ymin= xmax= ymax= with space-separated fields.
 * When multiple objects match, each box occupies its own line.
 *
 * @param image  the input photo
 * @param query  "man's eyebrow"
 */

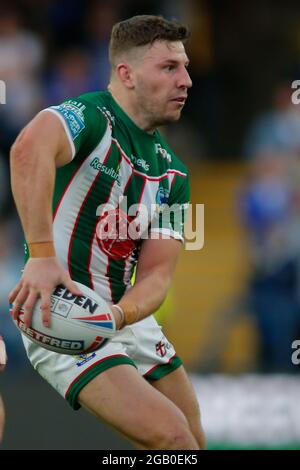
xmin=160 ymin=58 xmax=190 ymax=66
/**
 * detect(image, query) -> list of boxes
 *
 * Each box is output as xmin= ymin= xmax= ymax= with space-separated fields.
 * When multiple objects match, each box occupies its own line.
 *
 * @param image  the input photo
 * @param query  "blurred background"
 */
xmin=1 ymin=0 xmax=300 ymax=450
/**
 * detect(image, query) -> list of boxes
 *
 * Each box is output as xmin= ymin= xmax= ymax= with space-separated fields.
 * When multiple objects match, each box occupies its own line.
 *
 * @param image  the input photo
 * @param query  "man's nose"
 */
xmin=178 ymin=68 xmax=193 ymax=89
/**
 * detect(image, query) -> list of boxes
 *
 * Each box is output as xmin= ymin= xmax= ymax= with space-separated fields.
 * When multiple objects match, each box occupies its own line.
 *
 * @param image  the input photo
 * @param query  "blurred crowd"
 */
xmin=240 ymin=81 xmax=300 ymax=372
xmin=1 ymin=0 xmax=300 ymax=372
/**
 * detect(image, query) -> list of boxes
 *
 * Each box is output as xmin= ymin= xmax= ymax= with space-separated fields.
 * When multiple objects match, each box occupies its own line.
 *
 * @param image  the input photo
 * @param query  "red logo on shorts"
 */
xmin=96 ymin=208 xmax=140 ymax=260
xmin=155 ymin=341 xmax=167 ymax=358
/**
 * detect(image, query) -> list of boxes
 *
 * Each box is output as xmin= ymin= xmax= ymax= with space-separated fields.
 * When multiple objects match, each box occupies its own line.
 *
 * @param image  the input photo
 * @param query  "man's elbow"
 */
xmin=10 ymin=128 xmax=34 ymax=165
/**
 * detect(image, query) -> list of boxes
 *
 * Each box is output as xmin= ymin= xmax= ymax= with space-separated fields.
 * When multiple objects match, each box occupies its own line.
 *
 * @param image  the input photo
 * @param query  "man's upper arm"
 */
xmin=12 ymin=111 xmax=73 ymax=167
xmin=135 ymin=238 xmax=182 ymax=283
xmin=41 ymin=98 xmax=107 ymax=164
xmin=14 ymin=97 xmax=108 ymax=168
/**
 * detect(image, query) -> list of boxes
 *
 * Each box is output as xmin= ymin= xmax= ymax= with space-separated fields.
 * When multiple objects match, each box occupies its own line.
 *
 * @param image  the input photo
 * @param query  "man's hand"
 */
xmin=0 ymin=337 xmax=7 ymax=373
xmin=8 ymin=257 xmax=83 ymax=328
xmin=114 ymin=238 xmax=182 ymax=325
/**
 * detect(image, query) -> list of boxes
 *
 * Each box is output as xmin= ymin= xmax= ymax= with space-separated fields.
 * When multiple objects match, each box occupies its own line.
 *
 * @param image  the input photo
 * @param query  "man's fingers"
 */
xmin=11 ymin=286 xmax=29 ymax=320
xmin=22 ymin=290 xmax=38 ymax=327
xmin=40 ymin=290 xmax=52 ymax=328
xmin=8 ymin=280 xmax=23 ymax=304
xmin=64 ymin=278 xmax=83 ymax=297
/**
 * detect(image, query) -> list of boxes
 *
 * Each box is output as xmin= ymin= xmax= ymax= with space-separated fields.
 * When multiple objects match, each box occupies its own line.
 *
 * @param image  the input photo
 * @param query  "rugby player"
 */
xmin=9 ymin=15 xmax=205 ymax=450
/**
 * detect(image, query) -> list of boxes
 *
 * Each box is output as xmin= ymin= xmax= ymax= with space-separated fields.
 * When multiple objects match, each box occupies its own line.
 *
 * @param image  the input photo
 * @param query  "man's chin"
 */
xmin=158 ymin=111 xmax=182 ymax=126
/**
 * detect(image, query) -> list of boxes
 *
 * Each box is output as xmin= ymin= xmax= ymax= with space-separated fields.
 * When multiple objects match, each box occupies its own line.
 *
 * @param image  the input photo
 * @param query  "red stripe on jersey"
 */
xmin=106 ymin=259 xmax=114 ymax=308
xmin=86 ymin=168 xmax=116 ymax=290
xmin=137 ymin=178 xmax=147 ymax=205
xmin=170 ymin=173 xmax=177 ymax=190
xmin=166 ymin=170 xmax=187 ymax=178
xmin=123 ymin=171 xmax=134 ymax=194
xmin=67 ymin=143 xmax=113 ymax=279
xmin=112 ymin=138 xmax=187 ymax=181
xmin=88 ymin=177 xmax=115 ymax=296
xmin=53 ymin=159 xmax=86 ymax=222
xmin=88 ymin=145 xmax=123 ymax=300
xmin=120 ymin=176 xmax=146 ymax=288
xmin=87 ymin=230 xmax=96 ymax=290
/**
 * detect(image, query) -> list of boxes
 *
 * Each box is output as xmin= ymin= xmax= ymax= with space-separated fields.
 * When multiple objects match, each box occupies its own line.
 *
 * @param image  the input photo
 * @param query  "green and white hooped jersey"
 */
xmin=40 ymin=91 xmax=190 ymax=304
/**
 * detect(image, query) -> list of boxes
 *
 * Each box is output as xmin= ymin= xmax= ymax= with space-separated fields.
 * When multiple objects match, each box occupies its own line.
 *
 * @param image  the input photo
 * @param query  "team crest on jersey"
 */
xmin=155 ymin=188 xmax=170 ymax=214
xmin=96 ymin=208 xmax=139 ymax=260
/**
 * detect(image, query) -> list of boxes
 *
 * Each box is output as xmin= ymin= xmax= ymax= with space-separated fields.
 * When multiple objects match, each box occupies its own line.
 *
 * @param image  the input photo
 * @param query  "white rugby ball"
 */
xmin=11 ymin=282 xmax=116 ymax=355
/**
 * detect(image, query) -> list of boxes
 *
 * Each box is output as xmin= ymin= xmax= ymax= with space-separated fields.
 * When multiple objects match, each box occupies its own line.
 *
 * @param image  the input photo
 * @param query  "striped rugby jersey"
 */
xmin=32 ymin=91 xmax=190 ymax=304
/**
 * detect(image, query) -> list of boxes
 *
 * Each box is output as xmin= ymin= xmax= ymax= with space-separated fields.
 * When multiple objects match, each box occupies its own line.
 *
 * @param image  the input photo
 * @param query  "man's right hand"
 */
xmin=8 ymin=257 xmax=83 ymax=328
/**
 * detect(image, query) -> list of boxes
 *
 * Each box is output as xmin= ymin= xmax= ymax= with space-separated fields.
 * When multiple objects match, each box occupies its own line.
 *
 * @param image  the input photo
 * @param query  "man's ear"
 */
xmin=115 ymin=63 xmax=135 ymax=89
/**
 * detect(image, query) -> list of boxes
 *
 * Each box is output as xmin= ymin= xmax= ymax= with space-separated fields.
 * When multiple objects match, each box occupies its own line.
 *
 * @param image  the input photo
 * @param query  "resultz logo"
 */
xmin=90 ymin=157 xmax=121 ymax=186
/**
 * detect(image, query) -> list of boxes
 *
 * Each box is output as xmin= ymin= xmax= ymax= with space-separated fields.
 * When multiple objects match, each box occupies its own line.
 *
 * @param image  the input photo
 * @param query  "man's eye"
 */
xmin=164 ymin=65 xmax=175 ymax=72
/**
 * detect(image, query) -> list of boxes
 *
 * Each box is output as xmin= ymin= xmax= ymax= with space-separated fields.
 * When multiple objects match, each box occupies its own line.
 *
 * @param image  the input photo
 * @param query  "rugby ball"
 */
xmin=11 ymin=282 xmax=116 ymax=355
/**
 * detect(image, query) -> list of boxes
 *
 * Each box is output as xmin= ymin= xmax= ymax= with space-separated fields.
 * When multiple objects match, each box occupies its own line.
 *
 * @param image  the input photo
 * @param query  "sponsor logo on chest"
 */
xmin=155 ymin=143 xmax=172 ymax=163
xmin=90 ymin=157 xmax=121 ymax=186
xmin=130 ymin=154 xmax=150 ymax=172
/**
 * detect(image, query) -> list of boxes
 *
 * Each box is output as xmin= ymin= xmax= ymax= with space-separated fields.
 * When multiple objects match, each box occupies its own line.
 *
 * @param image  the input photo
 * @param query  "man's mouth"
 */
xmin=171 ymin=97 xmax=187 ymax=105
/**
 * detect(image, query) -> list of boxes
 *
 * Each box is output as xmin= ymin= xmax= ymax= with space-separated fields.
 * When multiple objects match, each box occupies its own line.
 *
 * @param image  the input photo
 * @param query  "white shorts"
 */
xmin=21 ymin=315 xmax=182 ymax=409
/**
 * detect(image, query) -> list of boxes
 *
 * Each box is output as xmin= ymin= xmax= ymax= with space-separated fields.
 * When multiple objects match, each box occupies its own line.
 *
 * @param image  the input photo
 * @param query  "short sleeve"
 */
xmin=149 ymin=172 xmax=190 ymax=243
xmin=41 ymin=98 xmax=108 ymax=159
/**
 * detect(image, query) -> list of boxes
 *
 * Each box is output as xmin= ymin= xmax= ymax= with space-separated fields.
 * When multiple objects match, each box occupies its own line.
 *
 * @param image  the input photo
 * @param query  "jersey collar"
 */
xmin=106 ymin=91 xmax=159 ymax=140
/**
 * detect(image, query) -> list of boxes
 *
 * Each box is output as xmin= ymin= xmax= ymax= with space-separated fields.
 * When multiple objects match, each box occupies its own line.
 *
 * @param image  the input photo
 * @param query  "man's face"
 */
xmin=131 ymin=41 xmax=192 ymax=128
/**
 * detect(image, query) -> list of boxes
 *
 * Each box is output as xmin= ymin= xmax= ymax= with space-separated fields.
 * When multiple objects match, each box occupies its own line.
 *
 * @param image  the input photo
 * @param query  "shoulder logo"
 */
xmin=51 ymin=101 xmax=86 ymax=140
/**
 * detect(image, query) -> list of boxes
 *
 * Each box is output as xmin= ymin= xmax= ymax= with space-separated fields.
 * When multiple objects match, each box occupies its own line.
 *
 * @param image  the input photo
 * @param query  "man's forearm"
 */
xmin=118 ymin=270 xmax=172 ymax=325
xmin=10 ymin=139 xmax=56 ymax=244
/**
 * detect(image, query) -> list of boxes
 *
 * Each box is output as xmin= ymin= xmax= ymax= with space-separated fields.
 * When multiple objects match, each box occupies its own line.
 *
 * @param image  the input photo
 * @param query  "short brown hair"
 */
xmin=109 ymin=15 xmax=190 ymax=67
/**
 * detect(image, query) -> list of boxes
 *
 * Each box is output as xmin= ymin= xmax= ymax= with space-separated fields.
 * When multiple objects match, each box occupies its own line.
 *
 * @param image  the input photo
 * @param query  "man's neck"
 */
xmin=108 ymin=85 xmax=155 ymax=134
